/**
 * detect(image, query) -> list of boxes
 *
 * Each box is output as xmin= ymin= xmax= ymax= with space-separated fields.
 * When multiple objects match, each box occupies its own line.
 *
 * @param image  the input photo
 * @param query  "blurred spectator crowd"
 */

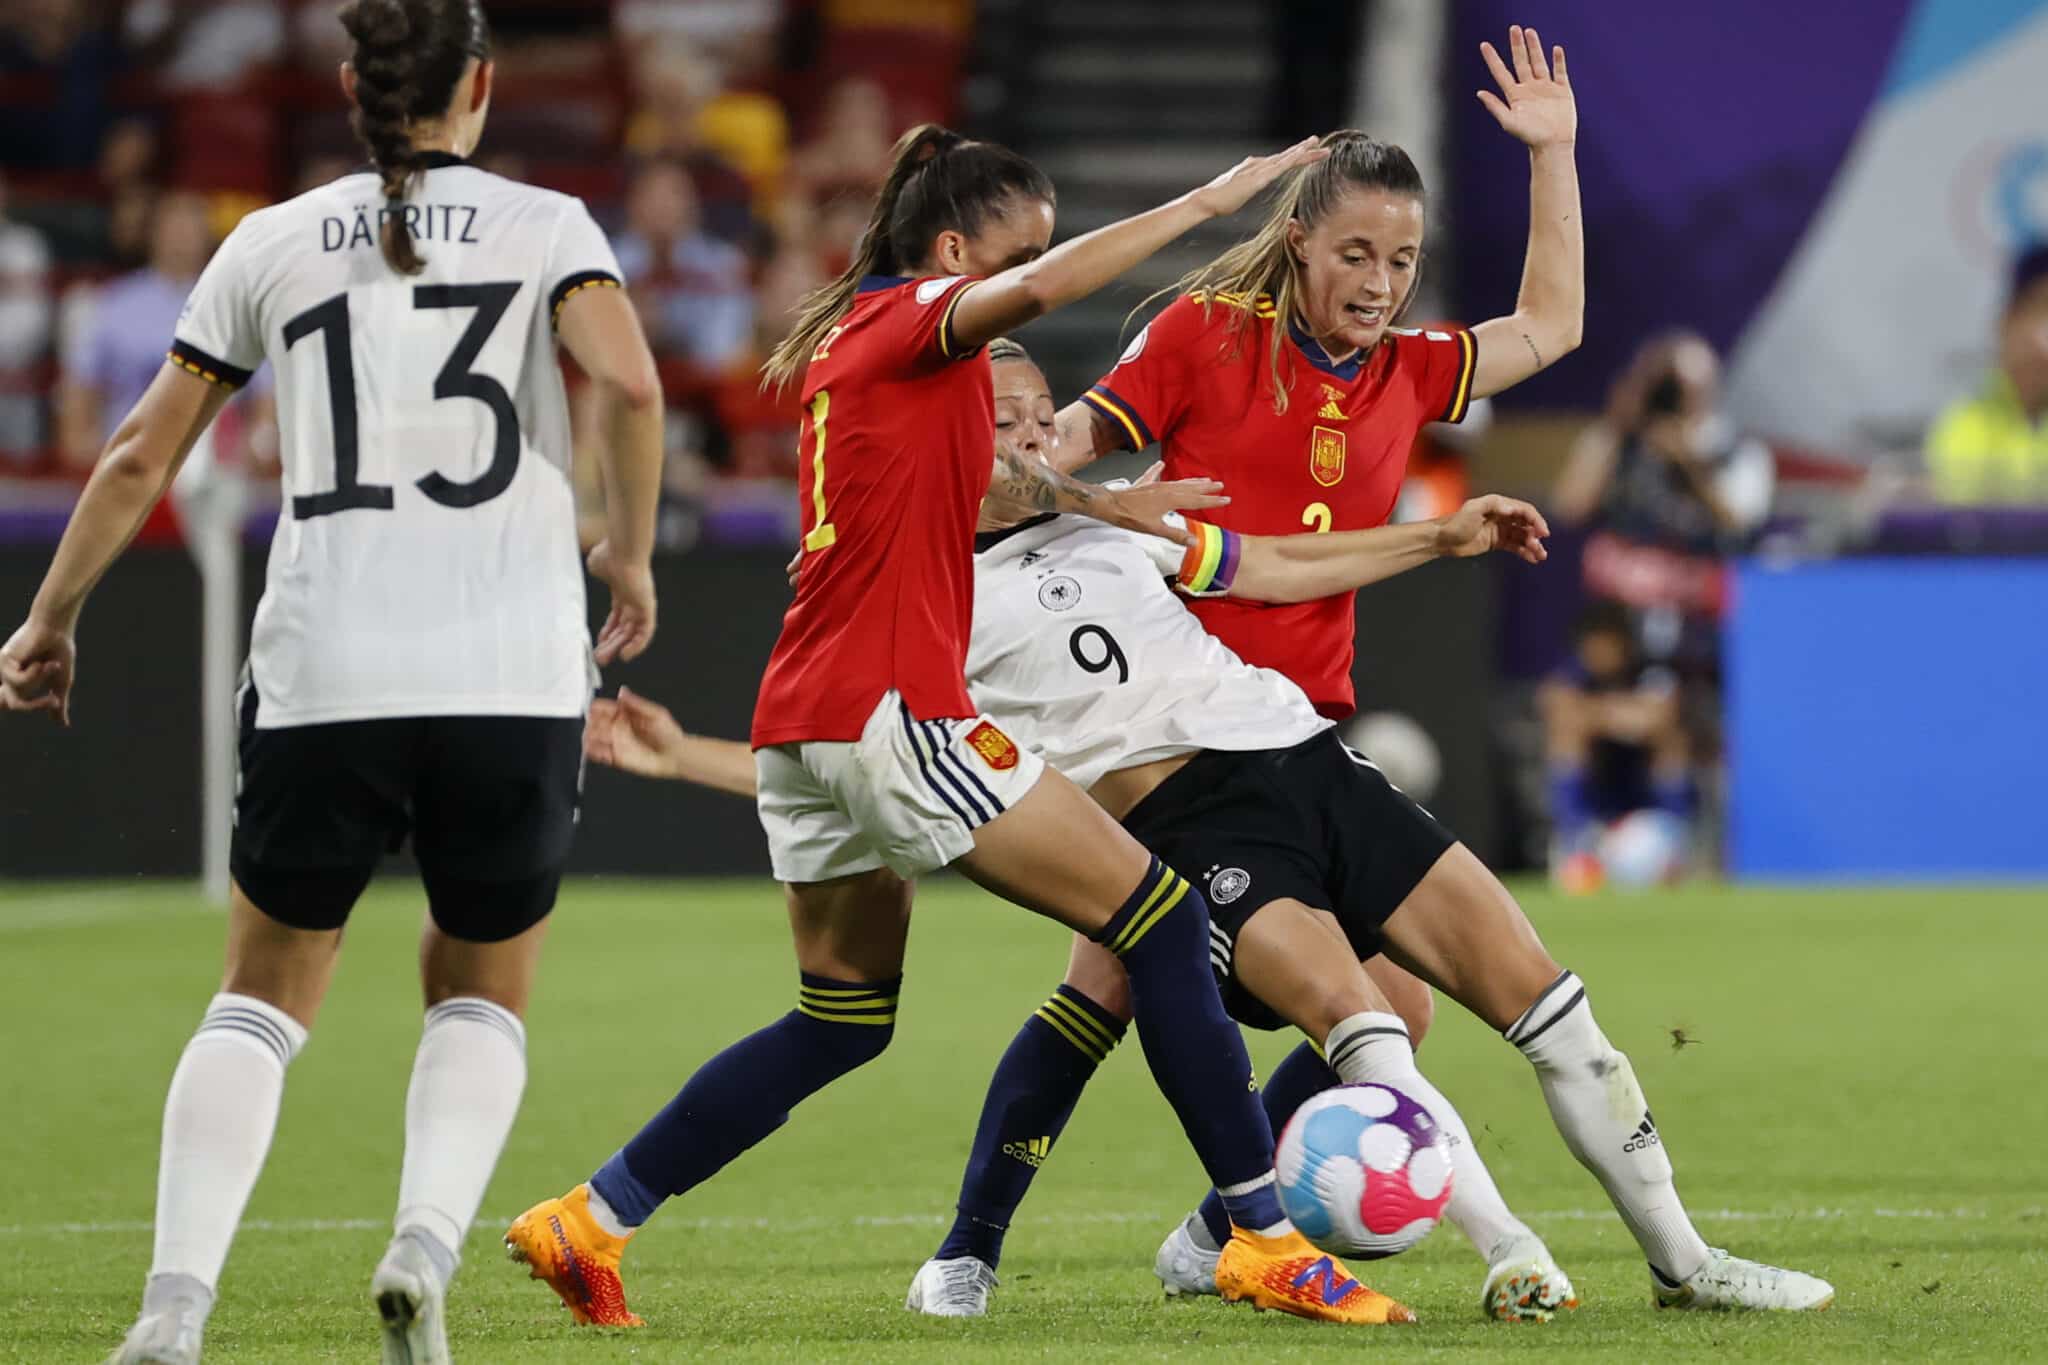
xmin=0 ymin=0 xmax=969 ymax=538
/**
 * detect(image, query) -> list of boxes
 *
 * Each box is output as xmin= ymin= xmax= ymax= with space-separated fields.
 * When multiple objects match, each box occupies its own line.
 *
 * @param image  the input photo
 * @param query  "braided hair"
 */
xmin=337 ymin=0 xmax=490 ymax=275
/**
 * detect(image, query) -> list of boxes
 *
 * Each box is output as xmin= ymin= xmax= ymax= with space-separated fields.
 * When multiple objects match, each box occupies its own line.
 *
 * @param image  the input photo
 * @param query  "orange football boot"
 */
xmin=504 ymin=1183 xmax=644 ymax=1327
xmin=1214 ymin=1227 xmax=1417 ymax=1325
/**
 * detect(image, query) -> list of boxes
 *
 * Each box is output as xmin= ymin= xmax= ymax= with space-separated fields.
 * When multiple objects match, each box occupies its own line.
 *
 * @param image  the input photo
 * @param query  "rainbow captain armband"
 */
xmin=1176 ymin=520 xmax=1241 ymax=597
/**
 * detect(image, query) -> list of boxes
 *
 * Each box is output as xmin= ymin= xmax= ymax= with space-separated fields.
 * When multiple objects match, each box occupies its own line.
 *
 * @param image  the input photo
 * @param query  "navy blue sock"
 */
xmin=589 ymin=973 xmax=900 ymax=1226
xmin=1650 ymin=772 xmax=1695 ymax=821
xmin=934 ymin=984 xmax=1129 ymax=1267
xmin=1196 ymin=1040 xmax=1340 ymax=1245
xmin=1548 ymin=760 xmax=1597 ymax=848
xmin=1097 ymin=856 xmax=1286 ymax=1232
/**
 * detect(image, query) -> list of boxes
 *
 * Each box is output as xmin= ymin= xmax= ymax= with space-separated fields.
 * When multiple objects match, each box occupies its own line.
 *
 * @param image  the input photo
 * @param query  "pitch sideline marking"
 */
xmin=1 ymin=1205 xmax=2038 ymax=1238
xmin=0 ymin=888 xmax=215 ymax=935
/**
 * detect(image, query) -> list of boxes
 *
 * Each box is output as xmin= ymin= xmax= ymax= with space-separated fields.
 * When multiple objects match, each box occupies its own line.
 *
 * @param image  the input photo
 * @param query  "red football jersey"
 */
xmin=1084 ymin=292 xmax=1476 ymax=717
xmin=751 ymin=274 xmax=991 ymax=746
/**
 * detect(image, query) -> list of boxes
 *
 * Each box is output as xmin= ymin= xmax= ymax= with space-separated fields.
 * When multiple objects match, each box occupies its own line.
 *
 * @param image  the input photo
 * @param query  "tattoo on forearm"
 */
xmin=1521 ymin=331 xmax=1545 ymax=369
xmin=992 ymin=448 xmax=1097 ymax=513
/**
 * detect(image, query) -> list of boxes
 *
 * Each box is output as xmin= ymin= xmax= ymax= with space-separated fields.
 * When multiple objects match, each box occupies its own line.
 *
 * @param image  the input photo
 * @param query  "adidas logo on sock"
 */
xmin=1002 ymin=1135 xmax=1054 ymax=1167
xmin=1622 ymin=1111 xmax=1662 ymax=1153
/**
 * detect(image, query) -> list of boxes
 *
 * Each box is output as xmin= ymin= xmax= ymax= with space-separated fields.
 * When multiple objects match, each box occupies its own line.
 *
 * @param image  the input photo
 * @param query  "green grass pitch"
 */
xmin=3 ymin=878 xmax=2044 ymax=1362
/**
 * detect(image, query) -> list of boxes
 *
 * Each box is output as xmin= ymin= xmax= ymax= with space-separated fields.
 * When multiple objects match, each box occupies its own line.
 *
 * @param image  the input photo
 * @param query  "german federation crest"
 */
xmin=1208 ymin=867 xmax=1251 ymax=904
xmin=1037 ymin=575 xmax=1082 ymax=611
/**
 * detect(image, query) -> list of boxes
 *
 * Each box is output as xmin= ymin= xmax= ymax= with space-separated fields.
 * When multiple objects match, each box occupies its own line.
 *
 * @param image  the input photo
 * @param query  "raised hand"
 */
xmin=1435 ymin=494 xmax=1551 ymax=563
xmin=0 ymin=618 xmax=76 ymax=725
xmin=1188 ymin=137 xmax=1330 ymax=219
xmin=1477 ymin=25 xmax=1575 ymax=150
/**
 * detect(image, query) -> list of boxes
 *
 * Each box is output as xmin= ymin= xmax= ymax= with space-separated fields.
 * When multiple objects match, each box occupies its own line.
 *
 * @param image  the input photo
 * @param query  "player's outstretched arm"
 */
xmin=1202 ymin=495 xmax=1549 ymax=604
xmin=1467 ymin=25 xmax=1583 ymax=400
xmin=945 ymin=140 xmax=1329 ymax=355
xmin=0 ymin=364 xmax=231 ymax=725
xmin=558 ymin=284 xmax=664 ymax=664
xmin=585 ymin=687 xmax=758 ymax=797
xmin=988 ymin=445 xmax=1227 ymax=545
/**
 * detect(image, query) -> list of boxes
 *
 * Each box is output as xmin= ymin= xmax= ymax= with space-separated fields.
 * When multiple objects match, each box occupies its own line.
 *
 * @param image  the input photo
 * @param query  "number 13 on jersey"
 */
xmin=801 ymin=389 xmax=835 ymax=551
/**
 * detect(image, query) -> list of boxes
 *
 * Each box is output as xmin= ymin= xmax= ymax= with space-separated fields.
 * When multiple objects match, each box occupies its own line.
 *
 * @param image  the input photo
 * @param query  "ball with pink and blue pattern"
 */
xmin=1273 ymin=1082 xmax=1454 ymax=1259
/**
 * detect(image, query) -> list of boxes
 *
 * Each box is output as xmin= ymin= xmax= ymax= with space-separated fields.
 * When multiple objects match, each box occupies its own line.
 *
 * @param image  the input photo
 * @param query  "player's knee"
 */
xmin=1368 ymin=960 xmax=1436 ymax=1050
xmin=1063 ymin=935 xmax=1134 ymax=1022
xmin=794 ymin=973 xmax=901 ymax=1072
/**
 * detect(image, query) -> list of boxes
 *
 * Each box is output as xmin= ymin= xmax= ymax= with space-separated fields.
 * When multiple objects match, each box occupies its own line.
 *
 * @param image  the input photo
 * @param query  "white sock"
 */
xmin=584 ymin=1184 xmax=634 ymax=1240
xmin=1507 ymin=972 xmax=1710 ymax=1282
xmin=1324 ymin=1011 xmax=1537 ymax=1262
xmin=394 ymin=997 xmax=528 ymax=1267
xmin=150 ymin=992 xmax=308 ymax=1293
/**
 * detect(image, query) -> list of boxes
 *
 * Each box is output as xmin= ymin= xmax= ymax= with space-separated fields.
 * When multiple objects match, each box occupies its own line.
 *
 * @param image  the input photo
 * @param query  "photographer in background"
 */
xmin=1547 ymin=331 xmax=1774 ymax=882
xmin=1554 ymin=330 xmax=1773 ymax=671
xmin=1925 ymin=243 xmax=2048 ymax=504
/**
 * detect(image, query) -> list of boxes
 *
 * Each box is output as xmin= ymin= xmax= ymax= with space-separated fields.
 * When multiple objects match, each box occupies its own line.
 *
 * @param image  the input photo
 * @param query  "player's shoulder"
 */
xmin=1160 ymin=288 xmax=1276 ymax=337
xmin=1106 ymin=292 xmax=1269 ymax=388
xmin=223 ymin=181 xmax=349 ymax=248
xmin=1385 ymin=323 xmax=1472 ymax=349
xmin=856 ymin=273 xmax=972 ymax=313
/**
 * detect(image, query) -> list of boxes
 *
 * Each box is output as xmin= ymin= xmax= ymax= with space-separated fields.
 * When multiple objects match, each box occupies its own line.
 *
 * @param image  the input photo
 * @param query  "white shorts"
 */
xmin=756 ymin=690 xmax=1046 ymax=884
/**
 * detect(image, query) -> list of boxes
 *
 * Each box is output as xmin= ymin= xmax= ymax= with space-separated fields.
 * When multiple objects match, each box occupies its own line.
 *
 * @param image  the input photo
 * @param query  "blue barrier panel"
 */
xmin=1728 ymin=558 xmax=2048 ymax=879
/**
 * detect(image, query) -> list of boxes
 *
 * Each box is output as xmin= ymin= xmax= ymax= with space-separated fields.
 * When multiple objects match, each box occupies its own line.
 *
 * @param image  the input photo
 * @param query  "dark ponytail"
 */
xmin=763 ymin=123 xmax=1054 ymax=389
xmin=338 ymin=0 xmax=490 ymax=276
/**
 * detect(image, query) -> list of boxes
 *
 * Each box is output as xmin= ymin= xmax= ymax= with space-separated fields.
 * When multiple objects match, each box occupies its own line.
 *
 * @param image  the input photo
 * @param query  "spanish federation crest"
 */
xmin=1310 ymin=426 xmax=1347 ymax=487
xmin=964 ymin=721 xmax=1021 ymax=771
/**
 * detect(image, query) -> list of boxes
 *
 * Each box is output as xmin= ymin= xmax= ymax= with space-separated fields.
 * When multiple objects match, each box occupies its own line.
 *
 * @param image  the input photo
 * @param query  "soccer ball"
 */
xmin=1274 ymin=1083 xmax=1453 ymax=1260
xmin=1598 ymin=809 xmax=1688 ymax=888
xmin=1341 ymin=709 xmax=1442 ymax=803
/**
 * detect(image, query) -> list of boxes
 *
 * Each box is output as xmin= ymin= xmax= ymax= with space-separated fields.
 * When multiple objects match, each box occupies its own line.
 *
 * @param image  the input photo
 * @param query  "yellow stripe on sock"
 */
xmin=799 ymin=984 xmax=895 ymax=999
xmin=1040 ymin=994 xmax=1115 ymax=1052
xmin=1039 ymin=995 xmax=1116 ymax=1056
xmin=797 ymin=994 xmax=896 ymax=1012
xmin=1113 ymin=876 xmax=1190 ymax=955
xmin=1108 ymin=869 xmax=1180 ymax=955
xmin=797 ymin=1003 xmax=896 ymax=1024
xmin=1032 ymin=1005 xmax=1102 ymax=1060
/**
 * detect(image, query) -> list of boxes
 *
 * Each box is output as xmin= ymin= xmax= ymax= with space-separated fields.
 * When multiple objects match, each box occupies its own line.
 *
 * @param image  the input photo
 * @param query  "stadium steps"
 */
xmin=995 ymin=0 xmax=1278 ymax=402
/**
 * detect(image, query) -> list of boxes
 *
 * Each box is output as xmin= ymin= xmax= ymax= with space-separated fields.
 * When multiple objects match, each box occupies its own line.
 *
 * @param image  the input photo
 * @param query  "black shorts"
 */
xmin=1120 ymin=729 xmax=1456 ymax=1032
xmin=230 ymin=685 xmax=584 ymax=941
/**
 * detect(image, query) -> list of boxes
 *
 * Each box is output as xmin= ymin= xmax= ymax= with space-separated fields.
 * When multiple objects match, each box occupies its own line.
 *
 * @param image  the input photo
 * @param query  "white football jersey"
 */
xmin=967 ymin=515 xmax=1329 ymax=790
xmin=172 ymin=155 xmax=622 ymax=727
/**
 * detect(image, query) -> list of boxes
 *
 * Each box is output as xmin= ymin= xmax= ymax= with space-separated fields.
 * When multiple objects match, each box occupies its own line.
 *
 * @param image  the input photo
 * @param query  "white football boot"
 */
xmin=372 ymin=1232 xmax=452 ymax=1364
xmin=1480 ymin=1235 xmax=1579 ymax=1321
xmin=1652 ymin=1247 xmax=1834 ymax=1311
xmin=107 ymin=1275 xmax=209 ymax=1365
xmin=1153 ymin=1215 xmax=1222 ymax=1298
xmin=106 ymin=1311 xmax=204 ymax=1365
xmin=904 ymin=1256 xmax=998 ymax=1317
